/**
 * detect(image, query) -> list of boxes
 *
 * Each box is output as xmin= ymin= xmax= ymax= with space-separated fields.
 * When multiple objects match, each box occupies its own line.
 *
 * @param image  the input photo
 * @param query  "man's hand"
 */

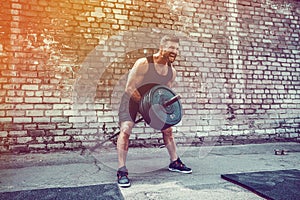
xmin=130 ymin=89 xmax=142 ymax=103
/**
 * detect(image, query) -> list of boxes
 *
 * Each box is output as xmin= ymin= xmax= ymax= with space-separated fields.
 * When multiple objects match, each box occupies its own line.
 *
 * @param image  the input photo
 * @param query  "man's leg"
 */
xmin=162 ymin=127 xmax=192 ymax=174
xmin=116 ymin=121 xmax=134 ymax=187
xmin=117 ymin=121 xmax=134 ymax=168
xmin=162 ymin=127 xmax=178 ymax=162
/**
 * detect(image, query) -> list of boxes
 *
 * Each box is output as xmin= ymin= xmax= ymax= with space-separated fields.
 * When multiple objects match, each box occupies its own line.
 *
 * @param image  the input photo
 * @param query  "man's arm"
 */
xmin=125 ymin=57 xmax=148 ymax=103
xmin=166 ymin=66 xmax=177 ymax=88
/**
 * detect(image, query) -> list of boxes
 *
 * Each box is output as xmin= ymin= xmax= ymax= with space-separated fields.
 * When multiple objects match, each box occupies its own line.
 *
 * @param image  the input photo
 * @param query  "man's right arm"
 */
xmin=125 ymin=58 xmax=148 ymax=103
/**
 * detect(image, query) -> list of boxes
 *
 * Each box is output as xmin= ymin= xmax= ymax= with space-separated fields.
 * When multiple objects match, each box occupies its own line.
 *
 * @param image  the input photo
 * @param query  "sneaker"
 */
xmin=117 ymin=170 xmax=131 ymax=187
xmin=168 ymin=157 xmax=192 ymax=174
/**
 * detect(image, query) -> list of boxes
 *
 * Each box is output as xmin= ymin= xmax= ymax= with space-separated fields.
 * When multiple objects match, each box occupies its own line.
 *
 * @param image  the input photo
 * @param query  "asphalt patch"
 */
xmin=0 ymin=183 xmax=124 ymax=200
xmin=221 ymin=169 xmax=300 ymax=200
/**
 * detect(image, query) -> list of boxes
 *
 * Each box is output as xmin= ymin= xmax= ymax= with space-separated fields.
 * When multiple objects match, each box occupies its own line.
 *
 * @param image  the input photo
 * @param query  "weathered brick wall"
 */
xmin=0 ymin=0 xmax=299 ymax=153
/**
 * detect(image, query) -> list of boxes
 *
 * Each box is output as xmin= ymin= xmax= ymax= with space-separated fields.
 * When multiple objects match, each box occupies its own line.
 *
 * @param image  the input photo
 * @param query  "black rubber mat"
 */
xmin=0 ymin=183 xmax=124 ymax=200
xmin=221 ymin=169 xmax=300 ymax=200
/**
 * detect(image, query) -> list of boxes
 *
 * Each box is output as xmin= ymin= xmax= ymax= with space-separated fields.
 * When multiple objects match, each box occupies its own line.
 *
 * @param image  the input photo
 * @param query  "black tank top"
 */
xmin=137 ymin=56 xmax=173 ymax=96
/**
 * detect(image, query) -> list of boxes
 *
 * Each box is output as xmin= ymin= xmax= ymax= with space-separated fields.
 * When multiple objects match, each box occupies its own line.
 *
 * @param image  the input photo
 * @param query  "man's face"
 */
xmin=161 ymin=41 xmax=179 ymax=63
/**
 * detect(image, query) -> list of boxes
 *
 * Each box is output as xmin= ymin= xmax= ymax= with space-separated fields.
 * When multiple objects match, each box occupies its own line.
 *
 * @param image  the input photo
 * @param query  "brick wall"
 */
xmin=0 ymin=0 xmax=299 ymax=153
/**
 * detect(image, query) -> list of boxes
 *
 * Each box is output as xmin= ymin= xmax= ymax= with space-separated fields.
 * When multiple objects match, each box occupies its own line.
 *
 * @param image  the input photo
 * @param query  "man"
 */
xmin=117 ymin=35 xmax=192 ymax=188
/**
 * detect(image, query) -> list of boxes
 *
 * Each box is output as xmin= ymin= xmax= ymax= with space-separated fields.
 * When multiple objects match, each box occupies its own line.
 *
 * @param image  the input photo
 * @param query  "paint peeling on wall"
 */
xmin=265 ymin=0 xmax=294 ymax=15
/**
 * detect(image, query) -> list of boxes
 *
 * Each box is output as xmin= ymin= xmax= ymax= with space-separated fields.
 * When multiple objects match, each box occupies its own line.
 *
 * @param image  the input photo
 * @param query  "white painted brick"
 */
xmin=47 ymin=143 xmax=64 ymax=149
xmin=21 ymin=85 xmax=39 ymax=90
xmin=25 ymin=97 xmax=42 ymax=103
xmin=45 ymin=110 xmax=63 ymax=116
xmin=26 ymin=110 xmax=44 ymax=117
xmin=0 ymin=131 xmax=8 ymax=137
xmin=51 ymin=117 xmax=68 ymax=123
xmin=81 ymin=129 xmax=98 ymax=135
xmin=38 ymin=124 xmax=56 ymax=129
xmin=54 ymin=136 xmax=70 ymax=142
xmin=43 ymin=97 xmax=60 ymax=103
xmin=53 ymin=104 xmax=70 ymax=109
xmin=0 ymin=117 xmax=13 ymax=123
xmin=69 ymin=117 xmax=85 ymax=123
xmin=17 ymin=137 xmax=32 ymax=144
xmin=13 ymin=117 xmax=32 ymax=123
xmin=57 ymin=123 xmax=72 ymax=129
xmin=8 ymin=131 xmax=27 ymax=136
xmin=33 ymin=117 xmax=51 ymax=123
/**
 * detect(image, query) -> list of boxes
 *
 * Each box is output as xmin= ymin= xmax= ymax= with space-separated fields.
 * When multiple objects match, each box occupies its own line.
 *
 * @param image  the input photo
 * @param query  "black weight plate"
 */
xmin=149 ymin=86 xmax=182 ymax=128
xmin=139 ymin=85 xmax=182 ymax=130
xmin=148 ymin=104 xmax=168 ymax=130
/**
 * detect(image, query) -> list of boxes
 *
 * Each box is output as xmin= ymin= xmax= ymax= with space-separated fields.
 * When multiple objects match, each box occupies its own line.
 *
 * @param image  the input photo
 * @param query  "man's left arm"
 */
xmin=166 ymin=67 xmax=177 ymax=88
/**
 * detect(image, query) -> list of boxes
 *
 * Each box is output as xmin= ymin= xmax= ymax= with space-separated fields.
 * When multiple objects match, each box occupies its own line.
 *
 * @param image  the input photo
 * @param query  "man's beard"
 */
xmin=163 ymin=52 xmax=177 ymax=63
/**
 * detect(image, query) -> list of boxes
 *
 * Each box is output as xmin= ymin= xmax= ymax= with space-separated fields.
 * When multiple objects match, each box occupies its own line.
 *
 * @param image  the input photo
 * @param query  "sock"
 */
xmin=118 ymin=166 xmax=128 ymax=172
xmin=171 ymin=157 xmax=179 ymax=163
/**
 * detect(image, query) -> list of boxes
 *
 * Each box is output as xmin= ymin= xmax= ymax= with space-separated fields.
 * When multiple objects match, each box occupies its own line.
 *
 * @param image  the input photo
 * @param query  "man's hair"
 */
xmin=160 ymin=35 xmax=179 ymax=47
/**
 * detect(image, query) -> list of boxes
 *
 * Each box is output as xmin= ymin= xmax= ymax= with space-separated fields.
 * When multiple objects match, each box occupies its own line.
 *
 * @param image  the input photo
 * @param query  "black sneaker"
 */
xmin=117 ymin=170 xmax=131 ymax=188
xmin=168 ymin=157 xmax=192 ymax=174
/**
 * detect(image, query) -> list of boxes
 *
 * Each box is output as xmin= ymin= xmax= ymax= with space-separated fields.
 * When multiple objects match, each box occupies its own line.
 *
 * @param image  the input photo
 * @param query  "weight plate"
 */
xmin=139 ymin=85 xmax=182 ymax=130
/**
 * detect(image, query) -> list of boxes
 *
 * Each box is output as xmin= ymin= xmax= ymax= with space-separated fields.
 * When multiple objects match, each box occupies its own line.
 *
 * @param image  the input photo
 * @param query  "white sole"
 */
xmin=168 ymin=168 xmax=192 ymax=174
xmin=118 ymin=183 xmax=131 ymax=188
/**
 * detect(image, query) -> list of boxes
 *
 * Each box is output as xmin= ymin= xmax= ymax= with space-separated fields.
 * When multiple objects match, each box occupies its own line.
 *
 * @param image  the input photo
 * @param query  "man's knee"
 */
xmin=162 ymin=127 xmax=173 ymax=138
xmin=121 ymin=127 xmax=131 ymax=137
xmin=120 ymin=122 xmax=133 ymax=137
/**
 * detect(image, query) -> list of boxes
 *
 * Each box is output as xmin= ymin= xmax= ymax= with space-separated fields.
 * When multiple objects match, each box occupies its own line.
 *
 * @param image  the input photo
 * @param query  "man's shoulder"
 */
xmin=134 ymin=57 xmax=149 ymax=71
xmin=135 ymin=57 xmax=148 ymax=65
xmin=130 ymin=57 xmax=149 ymax=76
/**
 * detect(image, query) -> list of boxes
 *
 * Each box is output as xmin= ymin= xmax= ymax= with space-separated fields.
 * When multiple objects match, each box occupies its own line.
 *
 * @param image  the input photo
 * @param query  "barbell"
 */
xmin=139 ymin=84 xmax=182 ymax=130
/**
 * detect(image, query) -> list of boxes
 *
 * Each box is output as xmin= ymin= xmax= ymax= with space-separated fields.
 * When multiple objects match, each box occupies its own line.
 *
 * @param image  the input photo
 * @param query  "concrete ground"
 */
xmin=0 ymin=142 xmax=299 ymax=200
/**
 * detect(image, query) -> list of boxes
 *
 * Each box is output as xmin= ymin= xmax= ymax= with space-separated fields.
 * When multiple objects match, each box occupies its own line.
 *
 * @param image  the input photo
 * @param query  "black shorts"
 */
xmin=118 ymin=93 xmax=139 ymax=123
